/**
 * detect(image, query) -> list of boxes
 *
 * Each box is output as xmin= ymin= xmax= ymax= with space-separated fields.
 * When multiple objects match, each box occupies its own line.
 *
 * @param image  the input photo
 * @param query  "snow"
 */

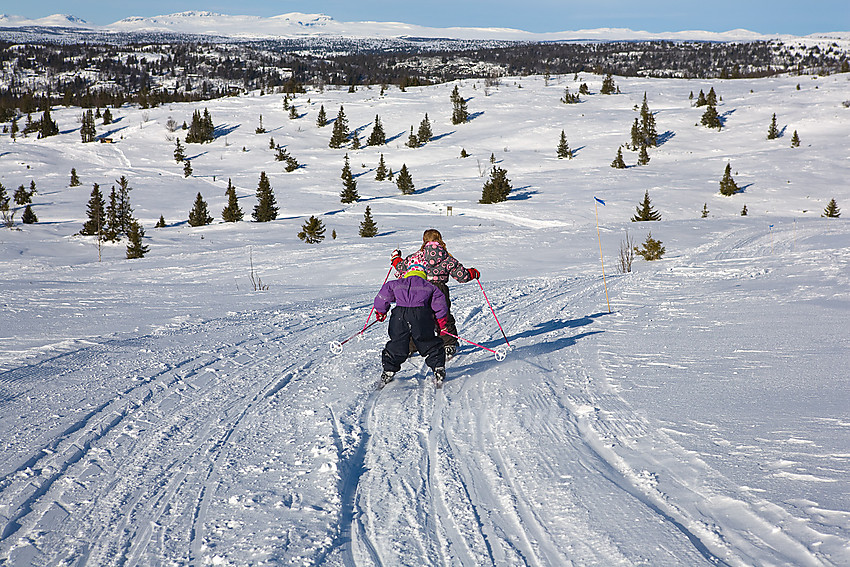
xmin=1 ymin=70 xmax=849 ymax=565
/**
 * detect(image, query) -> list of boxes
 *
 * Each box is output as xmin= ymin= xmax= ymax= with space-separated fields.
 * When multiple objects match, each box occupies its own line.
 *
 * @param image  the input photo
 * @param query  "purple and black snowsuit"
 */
xmin=394 ymin=241 xmax=471 ymax=346
xmin=374 ymin=274 xmax=448 ymax=373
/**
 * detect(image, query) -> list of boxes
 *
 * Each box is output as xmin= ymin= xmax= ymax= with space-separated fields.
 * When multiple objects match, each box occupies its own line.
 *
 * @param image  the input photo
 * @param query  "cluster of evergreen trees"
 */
xmin=79 ymin=176 xmax=148 ymax=258
xmin=185 ymin=109 xmax=215 ymax=143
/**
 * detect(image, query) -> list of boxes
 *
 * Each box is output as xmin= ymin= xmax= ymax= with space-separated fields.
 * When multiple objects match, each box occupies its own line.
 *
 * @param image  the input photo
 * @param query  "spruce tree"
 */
xmin=116 ymin=176 xmax=133 ymax=235
xmin=741 ymin=204 xmax=748 ymax=216
xmin=38 ymin=106 xmax=59 ymax=138
xmin=396 ymin=164 xmax=415 ymax=195
xmin=221 ymin=179 xmax=243 ymax=222
xmin=375 ymin=154 xmax=388 ymax=181
xmin=631 ymin=190 xmax=661 ymax=221
xmin=417 ymin=113 xmax=433 ymax=145
xmin=479 ymin=166 xmax=512 ymax=204
xmin=639 ymin=93 xmax=657 ymax=146
xmin=406 ymin=126 xmax=419 ymax=148
xmin=791 ymin=130 xmax=801 ymax=147
xmin=0 ymin=183 xmax=12 ymax=228
xmin=351 ymin=128 xmax=361 ymax=150
xmin=289 ymin=105 xmax=298 ymax=120
xmin=368 ymin=114 xmax=386 ymax=146
xmin=104 ymin=185 xmax=120 ymax=241
xmin=706 ymin=87 xmax=718 ymax=107
xmin=557 ymin=130 xmax=572 ymax=159
xmin=340 ymin=154 xmax=359 ymax=203
xmin=253 ymin=171 xmax=278 ymax=222
xmin=316 ymin=105 xmax=327 ymax=127
xmin=634 ymin=232 xmax=665 ymax=260
xmin=695 ymin=90 xmax=707 ymax=107
xmin=298 ymin=215 xmax=326 ymax=243
xmin=822 ymin=198 xmax=841 ymax=218
xmin=630 ymin=118 xmax=642 ymax=150
xmin=14 ymin=183 xmax=34 ymax=205
xmin=174 ymin=137 xmax=186 ymax=162
xmin=701 ymin=105 xmax=722 ymax=130
xmin=80 ymin=109 xmax=96 ymax=142
xmin=188 ymin=192 xmax=213 ymax=226
xmin=600 ymin=74 xmax=616 ymax=95
xmin=359 ymin=205 xmax=379 ymax=237
xmin=451 ymin=85 xmax=469 ymax=124
xmin=611 ymin=147 xmax=627 ymax=169
xmin=701 ymin=203 xmax=709 ymax=218
xmin=767 ymin=113 xmax=780 ymax=139
xmin=70 ymin=168 xmax=81 ymax=187
xmin=126 ymin=220 xmax=149 ymax=259
xmin=719 ymin=163 xmax=739 ymax=196
xmin=21 ymin=204 xmax=37 ymax=224
xmin=637 ymin=144 xmax=650 ymax=166
xmin=329 ymin=105 xmax=349 ymax=148
xmin=81 ymin=183 xmax=106 ymax=236
xmin=155 ymin=215 xmax=167 ymax=228
xmin=184 ymin=159 xmax=193 ymax=178
xmin=102 ymin=108 xmax=112 ymax=125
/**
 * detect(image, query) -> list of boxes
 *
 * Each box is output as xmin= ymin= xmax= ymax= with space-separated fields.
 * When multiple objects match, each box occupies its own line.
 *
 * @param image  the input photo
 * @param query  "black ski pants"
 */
xmin=383 ymin=306 xmax=446 ymax=372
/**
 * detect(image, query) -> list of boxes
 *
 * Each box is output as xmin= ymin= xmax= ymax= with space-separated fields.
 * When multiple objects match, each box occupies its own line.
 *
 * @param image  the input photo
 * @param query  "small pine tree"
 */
xmin=791 ymin=130 xmax=801 ymax=148
xmin=706 ymin=87 xmax=718 ymax=107
xmin=600 ymin=73 xmax=616 ymax=95
xmin=719 ymin=163 xmax=740 ymax=196
xmin=174 ymin=137 xmax=186 ymax=162
xmin=359 ymin=205 xmax=379 ymax=237
xmin=340 ymin=154 xmax=359 ymax=203
xmin=351 ymin=129 xmax=361 ymax=150
xmin=317 ymin=105 xmax=327 ymax=127
xmin=289 ymin=105 xmax=298 ymax=120
xmin=255 ymin=114 xmax=266 ymax=134
xmin=21 ymin=204 xmax=37 ymax=224
xmin=479 ymin=166 xmax=512 ymax=204
xmin=767 ymin=113 xmax=780 ymax=139
xmin=396 ymin=164 xmax=415 ymax=195
xmin=221 ymin=179 xmax=243 ymax=222
xmin=560 ymin=86 xmax=580 ymax=104
xmin=368 ymin=114 xmax=386 ymax=146
xmin=557 ymin=130 xmax=572 ymax=159
xmin=701 ymin=105 xmax=722 ymax=129
xmin=70 ymin=168 xmax=81 ymax=187
xmin=102 ymin=107 xmax=112 ymax=125
xmin=631 ymin=190 xmax=662 ymax=221
xmin=80 ymin=109 xmax=96 ymax=142
xmin=81 ymin=183 xmax=105 ymax=236
xmin=630 ymin=118 xmax=642 ymax=150
xmin=637 ymin=144 xmax=650 ymax=166
xmin=104 ymin=185 xmax=120 ymax=241
xmin=639 ymin=93 xmax=658 ymax=146
xmin=269 ymin=136 xmax=276 ymax=150
xmin=38 ymin=106 xmax=59 ymax=138
xmin=14 ymin=184 xmax=32 ymax=206
xmin=183 ymin=159 xmax=193 ymax=178
xmin=460 ymin=148 xmax=469 ymax=158
xmin=126 ymin=220 xmax=149 ymax=259
xmin=253 ymin=171 xmax=278 ymax=222
xmin=701 ymin=203 xmax=709 ymax=218
xmin=188 ymin=192 xmax=213 ymax=226
xmin=298 ymin=215 xmax=326 ymax=243
xmin=406 ymin=126 xmax=419 ymax=148
xmin=611 ymin=147 xmax=627 ymax=169
xmin=822 ymin=198 xmax=841 ymax=218
xmin=741 ymin=204 xmax=748 ymax=216
xmin=375 ymin=154 xmax=388 ymax=181
xmin=155 ymin=215 xmax=167 ymax=228
xmin=695 ymin=89 xmax=707 ymax=107
xmin=329 ymin=106 xmax=349 ymax=148
xmin=451 ymin=85 xmax=469 ymax=125
xmin=634 ymin=232 xmax=665 ymax=261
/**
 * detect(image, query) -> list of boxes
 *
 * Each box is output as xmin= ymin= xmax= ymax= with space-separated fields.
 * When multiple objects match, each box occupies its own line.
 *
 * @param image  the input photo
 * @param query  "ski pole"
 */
xmin=363 ymin=265 xmax=394 ymax=331
xmin=476 ymin=279 xmax=511 ymax=347
xmin=440 ymin=330 xmax=508 ymax=361
xmin=330 ymin=319 xmax=381 ymax=354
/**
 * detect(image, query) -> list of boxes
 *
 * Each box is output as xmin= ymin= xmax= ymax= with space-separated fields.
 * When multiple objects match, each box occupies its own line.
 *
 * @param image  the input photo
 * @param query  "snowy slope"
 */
xmin=1 ymin=72 xmax=849 ymax=565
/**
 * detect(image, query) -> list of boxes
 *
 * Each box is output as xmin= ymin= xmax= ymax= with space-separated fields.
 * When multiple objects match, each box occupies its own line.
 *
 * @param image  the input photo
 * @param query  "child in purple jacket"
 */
xmin=374 ymin=262 xmax=449 ymax=387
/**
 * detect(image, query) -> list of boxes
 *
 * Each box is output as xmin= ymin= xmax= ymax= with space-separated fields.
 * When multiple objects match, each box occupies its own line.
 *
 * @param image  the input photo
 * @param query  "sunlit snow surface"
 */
xmin=2 ymin=72 xmax=849 ymax=565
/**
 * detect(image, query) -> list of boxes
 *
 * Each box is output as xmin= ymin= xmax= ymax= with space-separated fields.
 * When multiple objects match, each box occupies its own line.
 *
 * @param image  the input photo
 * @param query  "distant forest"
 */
xmin=1 ymin=35 xmax=848 ymax=119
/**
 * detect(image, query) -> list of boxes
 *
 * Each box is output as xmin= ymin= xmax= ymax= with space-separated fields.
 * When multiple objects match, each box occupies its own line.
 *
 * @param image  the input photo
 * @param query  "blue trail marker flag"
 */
xmin=594 ymin=196 xmax=606 ymax=206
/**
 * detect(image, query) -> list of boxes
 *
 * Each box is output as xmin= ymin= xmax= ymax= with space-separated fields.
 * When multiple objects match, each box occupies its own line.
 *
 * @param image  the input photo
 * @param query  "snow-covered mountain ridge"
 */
xmin=2 ymin=10 xmax=844 ymax=42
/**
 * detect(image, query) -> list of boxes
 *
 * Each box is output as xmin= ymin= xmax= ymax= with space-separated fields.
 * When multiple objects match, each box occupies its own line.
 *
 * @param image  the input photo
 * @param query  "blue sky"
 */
xmin=12 ymin=1 xmax=850 ymax=34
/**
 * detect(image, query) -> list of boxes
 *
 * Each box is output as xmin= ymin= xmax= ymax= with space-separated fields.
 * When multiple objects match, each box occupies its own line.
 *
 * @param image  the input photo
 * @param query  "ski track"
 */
xmin=0 ymin=254 xmax=840 ymax=565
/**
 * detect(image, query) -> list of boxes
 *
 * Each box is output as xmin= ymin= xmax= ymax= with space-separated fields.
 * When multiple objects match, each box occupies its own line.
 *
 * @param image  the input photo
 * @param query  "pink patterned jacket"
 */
xmin=395 ymin=241 xmax=472 ymax=284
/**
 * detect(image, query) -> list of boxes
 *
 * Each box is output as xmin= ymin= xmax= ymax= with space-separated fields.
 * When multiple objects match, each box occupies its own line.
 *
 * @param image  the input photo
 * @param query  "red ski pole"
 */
xmin=440 ymin=330 xmax=507 ymax=361
xmin=476 ymin=279 xmax=511 ymax=347
xmin=363 ymin=265 xmax=394 ymax=331
xmin=330 ymin=319 xmax=381 ymax=354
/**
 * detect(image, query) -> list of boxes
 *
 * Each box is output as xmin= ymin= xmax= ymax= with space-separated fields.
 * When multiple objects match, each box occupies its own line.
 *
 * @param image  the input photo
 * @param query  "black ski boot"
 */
xmin=433 ymin=367 xmax=446 ymax=389
xmin=379 ymin=370 xmax=396 ymax=388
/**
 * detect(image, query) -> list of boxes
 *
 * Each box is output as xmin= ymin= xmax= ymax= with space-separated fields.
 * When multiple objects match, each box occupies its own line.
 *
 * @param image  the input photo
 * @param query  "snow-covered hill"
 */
xmin=0 ymin=10 xmax=818 ymax=41
xmin=1 ymin=71 xmax=849 ymax=565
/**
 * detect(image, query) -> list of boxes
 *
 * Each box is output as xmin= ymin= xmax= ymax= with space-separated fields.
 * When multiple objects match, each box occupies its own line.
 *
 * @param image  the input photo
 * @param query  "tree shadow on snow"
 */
xmin=467 ymin=111 xmax=485 ymax=122
xmin=386 ymin=130 xmax=407 ymax=143
xmin=430 ymin=131 xmax=455 ymax=142
xmin=214 ymin=124 xmax=239 ymax=139
xmin=656 ymin=130 xmax=675 ymax=146
xmin=507 ymin=186 xmax=537 ymax=201
xmin=416 ymin=183 xmax=442 ymax=195
xmin=353 ymin=168 xmax=375 ymax=179
xmin=188 ymin=151 xmax=209 ymax=161
xmin=737 ymin=183 xmax=754 ymax=193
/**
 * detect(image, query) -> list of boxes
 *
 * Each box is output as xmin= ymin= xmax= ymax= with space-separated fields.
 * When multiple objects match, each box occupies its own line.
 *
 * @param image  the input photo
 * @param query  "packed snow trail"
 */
xmin=0 ymin=269 xmax=840 ymax=565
